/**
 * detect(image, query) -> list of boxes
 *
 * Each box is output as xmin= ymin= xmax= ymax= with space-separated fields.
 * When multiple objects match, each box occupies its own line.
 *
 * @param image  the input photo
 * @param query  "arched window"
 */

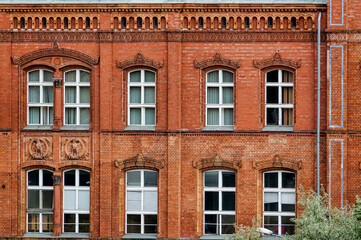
xmin=63 ymin=169 xmax=90 ymax=233
xmin=64 ymin=17 xmax=69 ymax=29
xmin=126 ymin=170 xmax=158 ymax=234
xmin=199 ymin=17 xmax=204 ymax=29
xmin=27 ymin=169 xmax=54 ymax=233
xmin=204 ymin=170 xmax=235 ymax=235
xmin=263 ymin=171 xmax=295 ymax=235
xmin=244 ymin=17 xmax=250 ymax=28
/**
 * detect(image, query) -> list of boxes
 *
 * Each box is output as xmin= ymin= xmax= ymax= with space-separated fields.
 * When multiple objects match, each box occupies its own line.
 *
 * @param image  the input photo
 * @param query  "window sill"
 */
xmin=122 ymin=234 xmax=157 ymax=239
xmin=202 ymin=126 xmax=234 ymax=132
xmin=60 ymin=125 xmax=90 ymax=131
xmin=125 ymin=125 xmax=156 ymax=131
xmin=23 ymin=233 xmax=89 ymax=238
xmin=262 ymin=126 xmax=294 ymax=132
xmin=23 ymin=125 xmax=53 ymax=130
xmin=200 ymin=235 xmax=228 ymax=240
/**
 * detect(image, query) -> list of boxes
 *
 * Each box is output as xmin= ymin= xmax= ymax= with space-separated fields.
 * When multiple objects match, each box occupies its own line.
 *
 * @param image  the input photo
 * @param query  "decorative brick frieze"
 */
xmin=61 ymin=137 xmax=90 ymax=161
xmin=24 ymin=136 xmax=53 ymax=161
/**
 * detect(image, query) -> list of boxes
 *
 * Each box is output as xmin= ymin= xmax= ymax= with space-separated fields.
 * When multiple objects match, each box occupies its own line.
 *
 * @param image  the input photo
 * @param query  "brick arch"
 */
xmin=194 ymin=53 xmax=241 ymax=70
xmin=21 ymin=162 xmax=56 ymax=171
xmin=253 ymin=155 xmax=302 ymax=171
xmin=114 ymin=153 xmax=165 ymax=171
xmin=192 ymin=154 xmax=242 ymax=171
xmin=253 ymin=52 xmax=301 ymax=70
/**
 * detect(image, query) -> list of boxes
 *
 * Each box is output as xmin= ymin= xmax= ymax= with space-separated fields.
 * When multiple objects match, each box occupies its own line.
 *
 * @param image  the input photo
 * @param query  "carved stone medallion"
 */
xmin=61 ymin=137 xmax=89 ymax=161
xmin=25 ymin=137 xmax=53 ymax=161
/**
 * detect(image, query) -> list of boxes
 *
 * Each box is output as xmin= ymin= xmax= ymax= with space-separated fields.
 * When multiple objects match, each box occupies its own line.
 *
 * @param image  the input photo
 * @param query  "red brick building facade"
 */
xmin=0 ymin=0 xmax=359 ymax=239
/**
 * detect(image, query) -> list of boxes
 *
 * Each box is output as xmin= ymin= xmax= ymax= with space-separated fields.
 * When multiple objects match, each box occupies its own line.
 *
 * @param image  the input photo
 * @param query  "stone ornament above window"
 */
xmin=25 ymin=136 xmax=53 ymax=161
xmin=253 ymin=52 xmax=301 ymax=69
xmin=192 ymin=154 xmax=241 ymax=171
xmin=194 ymin=53 xmax=241 ymax=70
xmin=116 ymin=53 xmax=163 ymax=70
xmin=114 ymin=153 xmax=164 ymax=170
xmin=253 ymin=155 xmax=302 ymax=171
xmin=61 ymin=137 xmax=89 ymax=161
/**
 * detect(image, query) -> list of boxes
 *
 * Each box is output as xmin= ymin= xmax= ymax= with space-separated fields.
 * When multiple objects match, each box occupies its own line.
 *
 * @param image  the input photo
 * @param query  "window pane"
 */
xmin=28 ymin=190 xmax=40 ymax=209
xmin=282 ymin=87 xmax=293 ymax=104
xmin=223 ymin=71 xmax=233 ymax=83
xmin=65 ymin=108 xmax=77 ymax=124
xmin=79 ymin=170 xmax=90 ymax=186
xmin=144 ymin=171 xmax=157 ymax=187
xmin=266 ymin=87 xmax=278 ymax=104
xmin=43 ymin=170 xmax=53 ymax=186
xmin=43 ymin=71 xmax=53 ymax=82
xmin=29 ymin=86 xmax=40 ymax=103
xmin=222 ymin=225 xmax=235 ymax=234
xmin=130 ymin=71 xmax=141 ymax=82
xmin=65 ymin=170 xmax=76 ymax=186
xmin=79 ymin=214 xmax=90 ymax=224
xmin=43 ymin=86 xmax=53 ymax=103
xmin=222 ymin=172 xmax=235 ymax=187
xmin=205 ymin=171 xmax=218 ymax=187
xmin=222 ymin=215 xmax=235 ymax=224
xmin=145 ymin=108 xmax=155 ymax=125
xmin=207 ymin=71 xmax=219 ymax=83
xmin=222 ymin=87 xmax=233 ymax=104
xmin=267 ymin=108 xmax=278 ymax=125
xmin=80 ymin=108 xmax=90 ymax=124
xmin=29 ymin=107 xmax=40 ymax=124
xmin=42 ymin=190 xmax=53 ymax=209
xmin=48 ymin=107 xmax=53 ymax=125
xmin=207 ymin=87 xmax=219 ymax=104
xmin=264 ymin=192 xmax=278 ymax=211
xmin=282 ymin=108 xmax=293 ymax=126
xmin=265 ymin=173 xmax=278 ymax=188
xmin=282 ymin=216 xmax=294 ymax=225
xmin=65 ymin=87 xmax=76 ymax=103
xmin=127 ymin=225 xmax=141 ymax=233
xmin=205 ymin=214 xmax=217 ymax=223
xmin=130 ymin=108 xmax=141 ymax=125
xmin=284 ymin=225 xmax=295 ymax=235
xmin=282 ymin=172 xmax=295 ymax=188
xmin=223 ymin=108 xmax=233 ymax=126
xmin=65 ymin=71 xmax=76 ymax=82
xmin=80 ymin=87 xmax=90 ymax=103
xmin=42 ymin=214 xmax=53 ymax=232
xmin=264 ymin=216 xmax=278 ymax=225
xmin=64 ymin=224 xmax=76 ymax=232
xmin=127 ymin=214 xmax=141 ymax=224
xmin=144 ymin=215 xmax=157 ymax=224
xmin=205 ymin=191 xmax=219 ymax=211
xmin=129 ymin=87 xmax=141 ymax=103
xmin=80 ymin=71 xmax=90 ymax=82
xmin=127 ymin=191 xmax=141 ymax=210
xmin=281 ymin=193 xmax=295 ymax=212
xmin=144 ymin=226 xmax=157 ymax=234
xmin=267 ymin=70 xmax=278 ymax=82
xmin=28 ymin=170 xmax=39 ymax=186
xmin=144 ymin=87 xmax=155 ymax=103
xmin=143 ymin=191 xmax=157 ymax=211
xmin=127 ymin=171 xmax=140 ymax=187
xmin=222 ymin=192 xmax=235 ymax=211
xmin=78 ymin=190 xmax=90 ymax=210
xmin=79 ymin=224 xmax=90 ymax=233
xmin=207 ymin=109 xmax=219 ymax=125
xmin=29 ymin=71 xmax=40 ymax=82
xmin=145 ymin=71 xmax=155 ymax=82
xmin=282 ymin=71 xmax=293 ymax=83
xmin=64 ymin=190 xmax=76 ymax=210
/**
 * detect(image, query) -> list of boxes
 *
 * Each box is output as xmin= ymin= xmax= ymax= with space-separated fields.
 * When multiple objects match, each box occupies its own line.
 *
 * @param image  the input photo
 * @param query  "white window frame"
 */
xmin=263 ymin=171 xmax=296 ymax=236
xmin=26 ymin=169 xmax=54 ymax=233
xmin=125 ymin=170 xmax=158 ymax=234
xmin=128 ymin=69 xmax=156 ymax=126
xmin=206 ymin=70 xmax=234 ymax=126
xmin=63 ymin=169 xmax=90 ymax=233
xmin=203 ymin=170 xmax=236 ymax=235
xmin=27 ymin=69 xmax=54 ymax=125
xmin=64 ymin=69 xmax=91 ymax=125
xmin=265 ymin=69 xmax=294 ymax=126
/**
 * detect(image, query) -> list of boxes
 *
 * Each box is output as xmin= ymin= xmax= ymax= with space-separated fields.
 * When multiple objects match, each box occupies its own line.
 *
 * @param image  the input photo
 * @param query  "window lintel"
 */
xmin=193 ymin=154 xmax=241 ymax=171
xmin=194 ymin=53 xmax=240 ymax=70
xmin=117 ymin=53 xmax=163 ymax=70
xmin=253 ymin=155 xmax=301 ymax=171
xmin=115 ymin=153 xmax=164 ymax=171
xmin=253 ymin=52 xmax=301 ymax=70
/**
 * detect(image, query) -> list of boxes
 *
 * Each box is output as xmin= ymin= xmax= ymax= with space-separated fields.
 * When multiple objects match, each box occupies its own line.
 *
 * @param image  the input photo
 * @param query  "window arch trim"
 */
xmin=115 ymin=153 xmax=165 ymax=171
xmin=194 ymin=53 xmax=241 ymax=70
xmin=193 ymin=154 xmax=242 ymax=171
xmin=253 ymin=155 xmax=302 ymax=171
xmin=253 ymin=52 xmax=301 ymax=70
xmin=117 ymin=53 xmax=163 ymax=70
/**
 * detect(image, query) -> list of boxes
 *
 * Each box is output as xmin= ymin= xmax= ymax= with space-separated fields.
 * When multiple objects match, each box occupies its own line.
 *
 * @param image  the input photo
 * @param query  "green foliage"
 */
xmin=228 ymin=219 xmax=261 ymax=240
xmin=354 ymin=196 xmax=361 ymax=237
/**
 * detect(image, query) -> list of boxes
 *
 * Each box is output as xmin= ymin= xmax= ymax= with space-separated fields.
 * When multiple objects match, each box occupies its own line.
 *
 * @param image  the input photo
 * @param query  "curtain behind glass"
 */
xmin=130 ymin=71 xmax=141 ymax=82
xmin=130 ymin=87 xmax=141 ymax=103
xmin=207 ymin=71 xmax=219 ymax=82
xmin=80 ymin=108 xmax=90 ymax=124
xmin=282 ymin=108 xmax=293 ymax=126
xmin=43 ymin=86 xmax=53 ymax=103
xmin=80 ymin=87 xmax=90 ymax=103
xmin=130 ymin=108 xmax=141 ymax=124
xmin=65 ymin=87 xmax=76 ymax=103
xmin=29 ymin=71 xmax=39 ymax=82
xmin=283 ymin=71 xmax=293 ymax=83
xmin=80 ymin=71 xmax=90 ymax=82
xmin=282 ymin=87 xmax=293 ymax=104
xmin=223 ymin=71 xmax=233 ymax=82
xmin=144 ymin=87 xmax=155 ymax=104
xmin=65 ymin=108 xmax=76 ymax=124
xmin=43 ymin=71 xmax=53 ymax=82
xmin=145 ymin=108 xmax=155 ymax=125
xmin=207 ymin=87 xmax=219 ymax=104
xmin=145 ymin=71 xmax=155 ymax=82
xmin=207 ymin=109 xmax=219 ymax=125
xmin=29 ymin=87 xmax=40 ymax=103
xmin=65 ymin=71 xmax=76 ymax=82
xmin=222 ymin=87 xmax=233 ymax=104
xmin=223 ymin=108 xmax=233 ymax=125
xmin=29 ymin=107 xmax=40 ymax=124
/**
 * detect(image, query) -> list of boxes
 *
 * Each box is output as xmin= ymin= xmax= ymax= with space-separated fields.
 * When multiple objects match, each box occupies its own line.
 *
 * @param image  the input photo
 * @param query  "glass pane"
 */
xmin=79 ymin=170 xmax=90 ymax=186
xmin=43 ymin=170 xmax=53 ymax=186
xmin=42 ymin=190 xmax=53 ymax=209
xmin=205 ymin=191 xmax=219 ymax=211
xmin=207 ymin=71 xmax=219 ymax=83
xmin=144 ymin=215 xmax=157 ymax=224
xmin=79 ymin=214 xmax=90 ymax=223
xmin=65 ymin=71 xmax=76 ymax=82
xmin=130 ymin=108 xmax=141 ymax=125
xmin=282 ymin=71 xmax=293 ymax=83
xmin=79 ymin=224 xmax=90 ymax=233
xmin=127 ymin=225 xmax=141 ymax=233
xmin=28 ymin=224 xmax=40 ymax=232
xmin=78 ymin=190 xmax=90 ymax=210
xmin=281 ymin=193 xmax=295 ymax=212
xmin=282 ymin=87 xmax=293 ymax=104
xmin=65 ymin=170 xmax=76 ymax=186
xmin=29 ymin=107 xmax=40 ymax=124
xmin=64 ymin=190 xmax=76 ymax=210
xmin=143 ymin=191 xmax=157 ymax=211
xmin=80 ymin=108 xmax=90 ymax=124
xmin=282 ymin=216 xmax=294 ymax=225
xmin=223 ymin=71 xmax=233 ymax=83
xmin=65 ymin=87 xmax=76 ymax=103
xmin=43 ymin=86 xmax=53 ymax=103
xmin=29 ymin=86 xmax=40 ymax=103
xmin=127 ymin=171 xmax=140 ymax=187
xmin=129 ymin=87 xmax=141 ymax=103
xmin=29 ymin=71 xmax=39 ymax=82
xmin=144 ymin=225 xmax=157 ymax=234
xmin=64 ymin=214 xmax=76 ymax=223
xmin=265 ymin=173 xmax=278 ymax=188
xmin=127 ymin=191 xmax=141 ymax=210
xmin=222 ymin=215 xmax=235 ymax=224
xmin=49 ymin=107 xmax=53 ymax=125
xmin=42 ymin=214 xmax=53 ymax=232
xmin=65 ymin=108 xmax=77 ymax=125
xmin=222 ymin=225 xmax=235 ymax=234
xmin=28 ymin=214 xmax=39 ymax=224
xmin=282 ymin=172 xmax=295 ymax=188
xmin=267 ymin=70 xmax=278 ymax=82
xmin=222 ymin=87 xmax=233 ymax=104
xmin=28 ymin=170 xmax=39 ymax=186
xmin=264 ymin=216 xmax=278 ymax=225
xmin=222 ymin=192 xmax=235 ymax=211
xmin=64 ymin=224 xmax=76 ymax=232
xmin=222 ymin=172 xmax=235 ymax=187
xmin=80 ymin=87 xmax=90 ymax=103
xmin=267 ymin=108 xmax=279 ymax=125
xmin=43 ymin=71 xmax=53 ymax=82
xmin=282 ymin=108 xmax=293 ymax=126
xmin=80 ymin=71 xmax=90 ymax=82
xmin=205 ymin=171 xmax=218 ymax=187
xmin=144 ymin=87 xmax=155 ymax=103
xmin=145 ymin=108 xmax=155 ymax=125
xmin=264 ymin=192 xmax=278 ymax=212
xmin=145 ymin=71 xmax=155 ymax=82
xmin=284 ymin=225 xmax=295 ymax=235
xmin=130 ymin=71 xmax=141 ymax=82
xmin=207 ymin=109 xmax=219 ymax=125
xmin=144 ymin=171 xmax=157 ymax=187
xmin=207 ymin=87 xmax=219 ymax=104
xmin=28 ymin=190 xmax=39 ymax=209
xmin=267 ymin=86 xmax=278 ymax=104
xmin=43 ymin=108 xmax=49 ymax=125
xmin=205 ymin=214 xmax=217 ymax=223
xmin=205 ymin=224 xmax=217 ymax=234
xmin=127 ymin=214 xmax=141 ymax=224
xmin=223 ymin=108 xmax=233 ymax=126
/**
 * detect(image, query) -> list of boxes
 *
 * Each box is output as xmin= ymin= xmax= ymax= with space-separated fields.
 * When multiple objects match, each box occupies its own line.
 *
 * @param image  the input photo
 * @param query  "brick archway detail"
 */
xmin=253 ymin=52 xmax=301 ymax=69
xmin=193 ymin=154 xmax=242 ymax=171
xmin=194 ymin=53 xmax=241 ymax=70
xmin=253 ymin=155 xmax=302 ymax=171
xmin=114 ymin=153 xmax=164 ymax=171
xmin=12 ymin=42 xmax=99 ymax=67
xmin=116 ymin=52 xmax=163 ymax=70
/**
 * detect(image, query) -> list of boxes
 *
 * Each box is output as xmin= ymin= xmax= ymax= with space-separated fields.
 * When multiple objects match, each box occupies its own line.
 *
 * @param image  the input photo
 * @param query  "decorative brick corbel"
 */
xmin=192 ymin=154 xmax=241 ymax=171
xmin=253 ymin=155 xmax=302 ymax=171
xmin=52 ymin=175 xmax=62 ymax=185
xmin=114 ymin=153 xmax=164 ymax=171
